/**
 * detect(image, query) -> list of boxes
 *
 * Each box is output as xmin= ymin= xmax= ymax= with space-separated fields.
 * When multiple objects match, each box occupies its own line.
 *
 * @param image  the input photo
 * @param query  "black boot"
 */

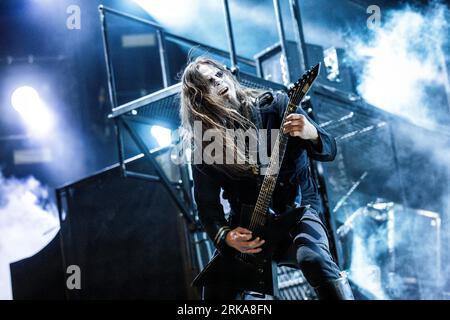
xmin=314 ymin=275 xmax=355 ymax=300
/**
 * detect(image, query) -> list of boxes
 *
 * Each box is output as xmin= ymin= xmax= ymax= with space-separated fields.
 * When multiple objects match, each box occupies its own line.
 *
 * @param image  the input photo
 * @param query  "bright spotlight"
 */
xmin=11 ymin=86 xmax=54 ymax=137
xmin=150 ymin=125 xmax=172 ymax=147
xmin=11 ymin=86 xmax=40 ymax=113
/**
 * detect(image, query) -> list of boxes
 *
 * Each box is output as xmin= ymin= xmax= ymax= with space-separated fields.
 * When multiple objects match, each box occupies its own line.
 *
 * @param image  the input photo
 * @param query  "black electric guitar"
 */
xmin=192 ymin=63 xmax=321 ymax=296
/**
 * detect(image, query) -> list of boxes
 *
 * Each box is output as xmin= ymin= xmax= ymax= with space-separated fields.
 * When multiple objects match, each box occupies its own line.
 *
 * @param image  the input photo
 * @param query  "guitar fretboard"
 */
xmin=247 ymin=63 xmax=320 ymax=232
xmin=251 ymin=102 xmax=299 ymax=228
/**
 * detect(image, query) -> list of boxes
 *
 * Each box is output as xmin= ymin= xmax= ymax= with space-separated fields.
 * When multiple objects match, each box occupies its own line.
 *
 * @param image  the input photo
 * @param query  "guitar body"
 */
xmin=192 ymin=204 xmax=307 ymax=296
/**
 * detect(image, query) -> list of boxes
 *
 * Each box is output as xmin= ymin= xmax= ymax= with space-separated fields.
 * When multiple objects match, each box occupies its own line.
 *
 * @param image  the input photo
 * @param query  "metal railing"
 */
xmin=98 ymin=4 xmax=258 ymax=110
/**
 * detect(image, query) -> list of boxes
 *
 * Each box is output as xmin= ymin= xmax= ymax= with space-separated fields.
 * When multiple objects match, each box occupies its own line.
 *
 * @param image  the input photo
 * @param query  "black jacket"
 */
xmin=192 ymin=91 xmax=337 ymax=251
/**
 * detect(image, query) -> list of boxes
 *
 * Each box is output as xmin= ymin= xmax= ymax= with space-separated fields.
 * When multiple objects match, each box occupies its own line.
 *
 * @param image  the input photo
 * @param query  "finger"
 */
xmin=284 ymin=118 xmax=304 ymax=126
xmin=284 ymin=124 xmax=305 ymax=132
xmin=286 ymin=114 xmax=302 ymax=120
xmin=235 ymin=227 xmax=252 ymax=234
xmin=284 ymin=126 xmax=304 ymax=134
xmin=283 ymin=120 xmax=298 ymax=127
xmin=231 ymin=232 xmax=250 ymax=241
xmin=284 ymin=123 xmax=304 ymax=131
xmin=235 ymin=233 xmax=252 ymax=241
xmin=243 ymin=247 xmax=263 ymax=254
xmin=284 ymin=119 xmax=304 ymax=127
xmin=246 ymin=238 xmax=265 ymax=248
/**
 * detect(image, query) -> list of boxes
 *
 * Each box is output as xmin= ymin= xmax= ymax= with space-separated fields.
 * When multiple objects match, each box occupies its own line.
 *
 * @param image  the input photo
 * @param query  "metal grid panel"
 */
xmin=277 ymin=266 xmax=317 ymax=300
xmin=312 ymin=93 xmax=401 ymax=217
xmin=111 ymin=72 xmax=287 ymax=128
xmin=316 ymin=101 xmax=395 ymax=171
xmin=134 ymin=93 xmax=182 ymax=127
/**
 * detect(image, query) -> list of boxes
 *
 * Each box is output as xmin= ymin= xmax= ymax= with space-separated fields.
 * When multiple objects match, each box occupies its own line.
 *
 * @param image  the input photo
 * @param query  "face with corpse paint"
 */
xmin=197 ymin=63 xmax=240 ymax=110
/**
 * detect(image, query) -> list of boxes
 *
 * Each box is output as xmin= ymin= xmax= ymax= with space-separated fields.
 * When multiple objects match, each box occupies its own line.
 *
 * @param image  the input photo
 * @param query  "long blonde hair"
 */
xmin=180 ymin=57 xmax=264 ymax=178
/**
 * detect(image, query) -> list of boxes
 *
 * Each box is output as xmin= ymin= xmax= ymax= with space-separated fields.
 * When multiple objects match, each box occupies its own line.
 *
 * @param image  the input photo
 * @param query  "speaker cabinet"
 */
xmin=56 ymin=154 xmax=196 ymax=299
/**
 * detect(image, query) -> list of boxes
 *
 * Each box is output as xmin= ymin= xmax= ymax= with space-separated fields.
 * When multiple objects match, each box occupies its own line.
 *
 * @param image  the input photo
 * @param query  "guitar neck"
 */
xmin=252 ymin=102 xmax=299 ymax=219
xmin=248 ymin=63 xmax=321 ymax=230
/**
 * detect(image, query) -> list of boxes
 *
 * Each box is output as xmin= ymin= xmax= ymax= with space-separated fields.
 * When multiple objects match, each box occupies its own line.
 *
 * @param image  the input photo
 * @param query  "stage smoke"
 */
xmin=346 ymin=2 xmax=450 ymax=128
xmin=0 ymin=172 xmax=59 ymax=300
xmin=344 ymin=1 xmax=450 ymax=299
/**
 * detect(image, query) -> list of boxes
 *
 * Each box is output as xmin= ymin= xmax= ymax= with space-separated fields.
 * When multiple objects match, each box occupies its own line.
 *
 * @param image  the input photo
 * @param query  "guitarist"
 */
xmin=180 ymin=57 xmax=354 ymax=300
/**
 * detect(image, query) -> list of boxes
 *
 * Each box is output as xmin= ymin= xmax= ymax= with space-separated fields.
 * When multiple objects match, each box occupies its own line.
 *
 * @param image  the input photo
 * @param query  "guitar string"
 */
xmin=240 ymin=86 xmax=303 ymax=262
xmin=256 ymin=84 xmax=303 ymax=215
xmin=245 ymin=77 xmax=307 ymax=250
xmin=250 ymin=107 xmax=290 ymax=229
xmin=249 ymin=83 xmax=303 ymax=232
xmin=242 ymin=71 xmax=314 ymax=261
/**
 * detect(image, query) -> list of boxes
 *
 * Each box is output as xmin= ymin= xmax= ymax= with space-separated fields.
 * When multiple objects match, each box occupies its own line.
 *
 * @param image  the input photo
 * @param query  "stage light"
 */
xmin=10 ymin=86 xmax=54 ymax=137
xmin=150 ymin=125 xmax=172 ymax=147
xmin=11 ymin=86 xmax=39 ymax=113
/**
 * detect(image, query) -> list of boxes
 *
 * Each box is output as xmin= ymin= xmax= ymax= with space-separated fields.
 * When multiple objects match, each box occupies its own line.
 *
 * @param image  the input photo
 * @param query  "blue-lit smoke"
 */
xmin=0 ymin=173 xmax=59 ymax=300
xmin=343 ymin=2 xmax=450 ymax=299
xmin=346 ymin=2 xmax=450 ymax=128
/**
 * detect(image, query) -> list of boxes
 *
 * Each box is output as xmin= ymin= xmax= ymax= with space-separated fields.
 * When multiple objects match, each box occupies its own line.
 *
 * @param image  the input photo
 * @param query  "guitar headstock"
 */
xmin=287 ymin=63 xmax=321 ymax=105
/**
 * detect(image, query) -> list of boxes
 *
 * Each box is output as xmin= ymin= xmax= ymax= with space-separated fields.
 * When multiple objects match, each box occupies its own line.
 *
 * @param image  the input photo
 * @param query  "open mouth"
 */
xmin=218 ymin=87 xmax=229 ymax=96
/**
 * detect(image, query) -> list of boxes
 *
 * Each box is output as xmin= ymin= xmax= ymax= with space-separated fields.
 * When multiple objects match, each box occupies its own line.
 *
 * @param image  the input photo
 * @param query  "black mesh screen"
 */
xmin=114 ymin=72 xmax=287 ymax=128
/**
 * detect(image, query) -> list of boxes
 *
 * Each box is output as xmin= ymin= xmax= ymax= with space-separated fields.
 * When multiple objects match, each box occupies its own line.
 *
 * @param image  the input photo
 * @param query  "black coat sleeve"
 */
xmin=192 ymin=164 xmax=230 ymax=252
xmin=274 ymin=91 xmax=337 ymax=162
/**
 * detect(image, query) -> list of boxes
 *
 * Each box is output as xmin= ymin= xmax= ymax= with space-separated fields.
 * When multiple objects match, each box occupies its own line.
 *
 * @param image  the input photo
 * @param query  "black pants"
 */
xmin=202 ymin=209 xmax=342 ymax=300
